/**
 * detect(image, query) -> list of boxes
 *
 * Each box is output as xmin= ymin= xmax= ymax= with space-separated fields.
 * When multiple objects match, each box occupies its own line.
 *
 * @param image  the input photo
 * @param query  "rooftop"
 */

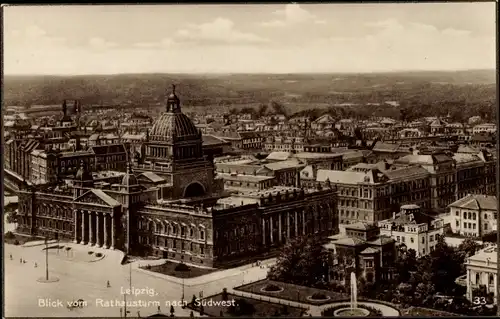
xmin=448 ymin=194 xmax=497 ymax=211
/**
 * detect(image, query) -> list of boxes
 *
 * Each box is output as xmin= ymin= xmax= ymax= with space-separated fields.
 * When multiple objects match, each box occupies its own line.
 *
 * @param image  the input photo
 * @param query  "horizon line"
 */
xmin=3 ymin=68 xmax=496 ymax=77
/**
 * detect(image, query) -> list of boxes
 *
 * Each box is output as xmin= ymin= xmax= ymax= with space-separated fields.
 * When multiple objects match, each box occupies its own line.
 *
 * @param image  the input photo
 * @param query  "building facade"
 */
xmin=446 ymin=194 xmax=497 ymax=238
xmin=15 ymin=87 xmax=339 ymax=268
xmin=465 ymin=245 xmax=498 ymax=304
xmin=378 ymin=204 xmax=445 ymax=257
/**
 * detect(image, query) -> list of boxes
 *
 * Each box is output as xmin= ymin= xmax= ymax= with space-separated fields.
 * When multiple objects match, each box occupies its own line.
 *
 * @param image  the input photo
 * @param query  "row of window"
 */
xmin=139 ymin=220 xmax=206 ymax=240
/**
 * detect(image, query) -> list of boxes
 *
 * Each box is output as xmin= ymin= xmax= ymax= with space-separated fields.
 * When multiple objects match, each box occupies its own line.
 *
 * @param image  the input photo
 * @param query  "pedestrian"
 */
xmin=35 ymin=262 xmax=38 ymax=268
xmin=107 ymin=280 xmax=111 ymax=288
xmin=9 ymin=254 xmax=12 ymax=260
xmin=20 ymin=258 xmax=22 ymax=264
xmin=158 ymin=306 xmax=161 ymax=313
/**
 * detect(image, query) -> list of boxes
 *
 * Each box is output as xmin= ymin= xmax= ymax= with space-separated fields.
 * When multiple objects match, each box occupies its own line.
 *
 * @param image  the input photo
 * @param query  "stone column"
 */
xmin=111 ymin=214 xmax=116 ymax=249
xmin=96 ymin=212 xmax=102 ymax=247
xmin=104 ymin=213 xmax=109 ymax=249
xmin=286 ymin=212 xmax=290 ymax=239
xmin=294 ymin=211 xmax=298 ymax=237
xmin=302 ymin=211 xmax=306 ymax=235
xmin=81 ymin=210 xmax=87 ymax=244
xmin=262 ymin=219 xmax=266 ymax=245
xmin=466 ymin=269 xmax=471 ymax=301
xmin=278 ymin=213 xmax=282 ymax=243
xmin=73 ymin=209 xmax=79 ymax=243
xmin=89 ymin=211 xmax=94 ymax=246
xmin=270 ymin=216 xmax=274 ymax=244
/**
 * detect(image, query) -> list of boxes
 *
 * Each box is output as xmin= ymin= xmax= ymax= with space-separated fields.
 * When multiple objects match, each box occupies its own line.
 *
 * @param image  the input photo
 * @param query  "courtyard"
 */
xmin=4 ymin=240 xmax=271 ymax=317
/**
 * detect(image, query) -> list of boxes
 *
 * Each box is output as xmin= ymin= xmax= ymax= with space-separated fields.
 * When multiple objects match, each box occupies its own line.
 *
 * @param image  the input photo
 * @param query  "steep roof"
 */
xmin=448 ymin=194 xmax=497 ymax=211
xmin=367 ymin=236 xmax=394 ymax=246
xmin=333 ymin=237 xmax=365 ymax=247
xmin=361 ymin=247 xmax=380 ymax=254
xmin=383 ymin=165 xmax=430 ymax=181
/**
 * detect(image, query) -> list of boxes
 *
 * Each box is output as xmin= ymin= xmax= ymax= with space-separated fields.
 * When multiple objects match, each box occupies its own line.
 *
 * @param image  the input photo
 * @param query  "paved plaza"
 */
xmin=5 ymin=241 xmax=271 ymax=317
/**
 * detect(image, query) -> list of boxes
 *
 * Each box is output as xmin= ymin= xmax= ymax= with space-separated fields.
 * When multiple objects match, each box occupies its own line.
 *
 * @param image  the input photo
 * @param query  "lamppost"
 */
xmin=45 ymin=236 xmax=49 ymax=281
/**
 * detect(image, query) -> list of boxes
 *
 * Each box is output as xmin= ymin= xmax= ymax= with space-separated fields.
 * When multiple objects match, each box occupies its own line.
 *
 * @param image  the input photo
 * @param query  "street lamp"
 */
xmin=45 ymin=236 xmax=49 ymax=281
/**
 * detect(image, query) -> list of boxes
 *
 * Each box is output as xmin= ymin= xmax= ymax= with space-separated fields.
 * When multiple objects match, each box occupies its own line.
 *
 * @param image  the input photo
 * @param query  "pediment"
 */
xmin=75 ymin=189 xmax=120 ymax=207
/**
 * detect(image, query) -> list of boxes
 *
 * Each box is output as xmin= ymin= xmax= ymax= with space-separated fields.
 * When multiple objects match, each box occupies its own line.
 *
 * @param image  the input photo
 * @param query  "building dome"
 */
xmin=122 ymin=163 xmax=138 ymax=187
xmin=150 ymin=112 xmax=200 ymax=142
xmin=149 ymin=84 xmax=200 ymax=143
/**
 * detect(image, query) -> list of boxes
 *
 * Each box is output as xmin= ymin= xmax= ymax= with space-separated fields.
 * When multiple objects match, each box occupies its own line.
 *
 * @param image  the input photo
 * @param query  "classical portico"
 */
xmin=74 ymin=209 xmax=116 ymax=249
xmin=262 ymin=203 xmax=333 ymax=246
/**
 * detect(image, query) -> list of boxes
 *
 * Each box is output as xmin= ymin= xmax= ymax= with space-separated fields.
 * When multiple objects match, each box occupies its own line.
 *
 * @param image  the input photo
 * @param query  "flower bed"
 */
xmin=142 ymin=261 xmax=217 ymax=279
xmin=261 ymin=284 xmax=284 ymax=293
xmin=322 ymin=304 xmax=382 ymax=317
xmin=236 ymin=279 xmax=348 ymax=306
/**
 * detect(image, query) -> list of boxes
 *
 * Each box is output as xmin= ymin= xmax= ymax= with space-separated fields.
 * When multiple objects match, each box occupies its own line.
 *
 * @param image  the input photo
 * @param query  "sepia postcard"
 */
xmin=2 ymin=2 xmax=498 ymax=318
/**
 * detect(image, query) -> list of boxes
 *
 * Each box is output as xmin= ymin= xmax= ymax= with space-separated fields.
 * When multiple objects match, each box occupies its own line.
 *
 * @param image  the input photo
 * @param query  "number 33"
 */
xmin=473 ymin=297 xmax=487 ymax=305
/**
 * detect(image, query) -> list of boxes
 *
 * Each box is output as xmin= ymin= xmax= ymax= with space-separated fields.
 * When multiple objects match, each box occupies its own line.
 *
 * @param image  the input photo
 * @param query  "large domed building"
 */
xmin=134 ymin=85 xmax=224 ymax=200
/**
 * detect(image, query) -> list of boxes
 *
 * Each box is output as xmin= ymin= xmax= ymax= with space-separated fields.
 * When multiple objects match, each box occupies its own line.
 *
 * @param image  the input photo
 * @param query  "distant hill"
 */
xmin=3 ymin=70 xmax=496 ymax=120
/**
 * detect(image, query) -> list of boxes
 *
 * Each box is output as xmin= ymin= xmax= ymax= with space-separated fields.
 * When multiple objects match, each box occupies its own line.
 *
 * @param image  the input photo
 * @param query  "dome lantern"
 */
xmin=167 ymin=84 xmax=181 ymax=113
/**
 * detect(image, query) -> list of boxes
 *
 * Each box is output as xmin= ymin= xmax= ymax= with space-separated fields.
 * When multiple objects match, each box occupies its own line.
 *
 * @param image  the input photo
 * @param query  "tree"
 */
xmin=395 ymin=248 xmax=417 ymax=283
xmin=458 ymin=238 xmax=482 ymax=258
xmin=268 ymin=235 xmax=329 ymax=288
xmin=6 ymin=210 xmax=18 ymax=224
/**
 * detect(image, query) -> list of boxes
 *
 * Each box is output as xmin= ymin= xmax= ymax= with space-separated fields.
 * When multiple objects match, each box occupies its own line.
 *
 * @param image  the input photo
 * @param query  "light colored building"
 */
xmin=472 ymin=123 xmax=496 ymax=135
xmin=465 ymin=245 xmax=497 ymax=303
xmin=378 ymin=204 xmax=445 ymax=257
xmin=446 ymin=194 xmax=497 ymax=237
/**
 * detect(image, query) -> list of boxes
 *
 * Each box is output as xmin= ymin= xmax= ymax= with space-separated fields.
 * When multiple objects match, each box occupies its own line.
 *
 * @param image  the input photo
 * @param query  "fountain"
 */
xmin=332 ymin=272 xmax=369 ymax=317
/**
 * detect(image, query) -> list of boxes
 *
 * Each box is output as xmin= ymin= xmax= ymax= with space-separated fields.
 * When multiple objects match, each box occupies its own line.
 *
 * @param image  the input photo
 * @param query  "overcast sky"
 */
xmin=3 ymin=3 xmax=496 ymax=75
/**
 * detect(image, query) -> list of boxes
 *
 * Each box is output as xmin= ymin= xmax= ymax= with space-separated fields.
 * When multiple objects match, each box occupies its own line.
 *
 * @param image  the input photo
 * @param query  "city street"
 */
xmin=5 ymin=242 xmax=271 ymax=317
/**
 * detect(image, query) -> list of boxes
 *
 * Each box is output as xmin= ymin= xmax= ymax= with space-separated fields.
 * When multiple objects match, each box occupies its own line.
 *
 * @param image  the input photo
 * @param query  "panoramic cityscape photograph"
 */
xmin=2 ymin=2 xmax=498 ymax=318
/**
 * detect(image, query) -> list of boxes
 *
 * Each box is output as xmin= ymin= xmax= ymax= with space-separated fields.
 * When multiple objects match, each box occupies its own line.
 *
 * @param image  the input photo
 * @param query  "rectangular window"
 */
xmin=200 ymin=230 xmax=205 ymax=240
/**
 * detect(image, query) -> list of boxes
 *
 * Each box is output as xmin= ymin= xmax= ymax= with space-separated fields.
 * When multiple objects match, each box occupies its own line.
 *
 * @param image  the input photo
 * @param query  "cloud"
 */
xmin=442 ymin=28 xmax=472 ymax=37
xmin=174 ymin=17 xmax=269 ymax=45
xmin=133 ymin=38 xmax=174 ymax=49
xmin=261 ymin=4 xmax=326 ymax=27
xmin=88 ymin=37 xmax=118 ymax=50
xmin=324 ymin=19 xmax=495 ymax=71
xmin=6 ymin=25 xmax=66 ymax=48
